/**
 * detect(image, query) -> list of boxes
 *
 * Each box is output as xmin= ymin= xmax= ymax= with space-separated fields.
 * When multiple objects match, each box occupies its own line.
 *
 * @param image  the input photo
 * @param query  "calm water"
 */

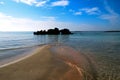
xmin=0 ymin=31 xmax=120 ymax=62
xmin=0 ymin=31 xmax=120 ymax=79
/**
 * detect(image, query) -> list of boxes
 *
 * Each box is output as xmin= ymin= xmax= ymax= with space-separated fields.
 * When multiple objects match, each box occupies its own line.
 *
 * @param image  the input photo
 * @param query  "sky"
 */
xmin=0 ymin=0 xmax=120 ymax=31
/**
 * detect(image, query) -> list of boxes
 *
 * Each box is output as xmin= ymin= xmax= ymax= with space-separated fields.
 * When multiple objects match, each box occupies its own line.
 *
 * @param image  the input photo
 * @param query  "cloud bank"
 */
xmin=0 ymin=12 xmax=75 ymax=31
xmin=13 ymin=0 xmax=69 ymax=7
xmin=0 ymin=12 xmax=100 ymax=31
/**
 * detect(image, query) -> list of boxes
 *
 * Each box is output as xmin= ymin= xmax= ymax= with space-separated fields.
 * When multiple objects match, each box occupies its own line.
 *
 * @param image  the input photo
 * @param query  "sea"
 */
xmin=0 ymin=31 xmax=120 ymax=60
xmin=0 ymin=31 xmax=120 ymax=80
xmin=0 ymin=31 xmax=120 ymax=79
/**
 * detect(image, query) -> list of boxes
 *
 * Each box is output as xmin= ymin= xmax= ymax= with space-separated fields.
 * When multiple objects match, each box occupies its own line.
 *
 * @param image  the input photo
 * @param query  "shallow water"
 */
xmin=0 ymin=31 xmax=120 ymax=60
xmin=0 ymin=31 xmax=120 ymax=80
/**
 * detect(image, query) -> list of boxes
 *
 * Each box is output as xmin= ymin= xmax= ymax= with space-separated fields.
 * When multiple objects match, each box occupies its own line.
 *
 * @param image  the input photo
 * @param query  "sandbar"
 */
xmin=0 ymin=45 xmax=85 ymax=80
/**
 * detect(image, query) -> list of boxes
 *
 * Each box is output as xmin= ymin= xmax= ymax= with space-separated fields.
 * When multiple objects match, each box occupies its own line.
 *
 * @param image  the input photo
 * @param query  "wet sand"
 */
xmin=0 ymin=45 xmax=86 ymax=80
xmin=0 ymin=47 xmax=37 ymax=68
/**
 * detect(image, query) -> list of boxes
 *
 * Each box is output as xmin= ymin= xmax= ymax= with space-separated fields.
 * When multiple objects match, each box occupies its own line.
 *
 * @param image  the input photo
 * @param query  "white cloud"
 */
xmin=14 ymin=0 xmax=36 ymax=5
xmin=100 ymin=14 xmax=119 ymax=23
xmin=80 ymin=7 xmax=100 ymax=15
xmin=100 ymin=0 xmax=120 ymax=26
xmin=69 ymin=9 xmax=82 ymax=16
xmin=51 ymin=0 xmax=69 ymax=7
xmin=36 ymin=0 xmax=48 ymax=7
xmin=74 ymin=11 xmax=82 ymax=15
xmin=41 ymin=16 xmax=56 ymax=21
xmin=13 ymin=0 xmax=49 ymax=7
xmin=70 ymin=7 xmax=100 ymax=16
xmin=0 ymin=12 xmax=79 ymax=31
xmin=69 ymin=9 xmax=75 ymax=12
xmin=0 ymin=1 xmax=4 ymax=5
xmin=13 ymin=0 xmax=69 ymax=7
xmin=0 ymin=12 xmax=110 ymax=31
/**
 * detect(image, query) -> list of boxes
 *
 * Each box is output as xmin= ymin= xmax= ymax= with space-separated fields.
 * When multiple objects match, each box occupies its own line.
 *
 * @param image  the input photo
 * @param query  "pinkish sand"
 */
xmin=0 ymin=45 xmax=93 ymax=80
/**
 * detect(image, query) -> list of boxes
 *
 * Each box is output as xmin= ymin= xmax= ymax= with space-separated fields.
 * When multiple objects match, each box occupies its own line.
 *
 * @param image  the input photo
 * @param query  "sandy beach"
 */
xmin=0 ymin=45 xmax=88 ymax=80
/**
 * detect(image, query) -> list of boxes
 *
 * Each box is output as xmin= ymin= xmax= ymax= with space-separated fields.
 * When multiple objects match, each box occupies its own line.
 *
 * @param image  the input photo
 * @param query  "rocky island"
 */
xmin=33 ymin=28 xmax=73 ymax=35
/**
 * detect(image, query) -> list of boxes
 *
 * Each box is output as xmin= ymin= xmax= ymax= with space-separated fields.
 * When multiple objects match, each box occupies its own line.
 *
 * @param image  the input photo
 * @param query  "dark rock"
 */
xmin=47 ymin=28 xmax=60 ymax=35
xmin=60 ymin=29 xmax=72 ymax=35
xmin=33 ymin=28 xmax=72 ymax=35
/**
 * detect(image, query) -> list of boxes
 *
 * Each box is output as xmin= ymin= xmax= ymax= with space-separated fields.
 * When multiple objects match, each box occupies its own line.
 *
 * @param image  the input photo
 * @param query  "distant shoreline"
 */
xmin=105 ymin=31 xmax=120 ymax=32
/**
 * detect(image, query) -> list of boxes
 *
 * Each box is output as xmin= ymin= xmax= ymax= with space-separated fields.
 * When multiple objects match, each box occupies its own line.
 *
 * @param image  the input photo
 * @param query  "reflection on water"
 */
xmin=60 ymin=35 xmax=70 ymax=43
xmin=47 ymin=35 xmax=60 ymax=43
xmin=34 ymin=35 xmax=71 ymax=44
xmin=34 ymin=35 xmax=47 ymax=45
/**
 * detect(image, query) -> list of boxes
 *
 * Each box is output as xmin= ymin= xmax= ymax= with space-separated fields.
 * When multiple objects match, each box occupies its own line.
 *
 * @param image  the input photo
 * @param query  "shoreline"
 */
xmin=0 ymin=45 xmax=46 ymax=68
xmin=0 ymin=44 xmax=93 ymax=80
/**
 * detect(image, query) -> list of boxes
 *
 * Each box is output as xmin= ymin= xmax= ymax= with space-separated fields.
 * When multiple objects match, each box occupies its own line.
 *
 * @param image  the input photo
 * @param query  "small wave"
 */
xmin=0 ymin=44 xmax=45 ymax=51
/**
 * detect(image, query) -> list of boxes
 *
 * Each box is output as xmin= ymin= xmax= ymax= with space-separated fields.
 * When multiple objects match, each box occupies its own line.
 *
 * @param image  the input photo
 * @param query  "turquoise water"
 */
xmin=0 ymin=31 xmax=120 ymax=62
xmin=0 ymin=31 xmax=120 ymax=79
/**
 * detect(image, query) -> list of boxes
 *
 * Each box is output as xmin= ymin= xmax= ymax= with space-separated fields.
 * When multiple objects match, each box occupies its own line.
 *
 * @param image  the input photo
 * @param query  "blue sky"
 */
xmin=0 ymin=0 xmax=120 ymax=31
